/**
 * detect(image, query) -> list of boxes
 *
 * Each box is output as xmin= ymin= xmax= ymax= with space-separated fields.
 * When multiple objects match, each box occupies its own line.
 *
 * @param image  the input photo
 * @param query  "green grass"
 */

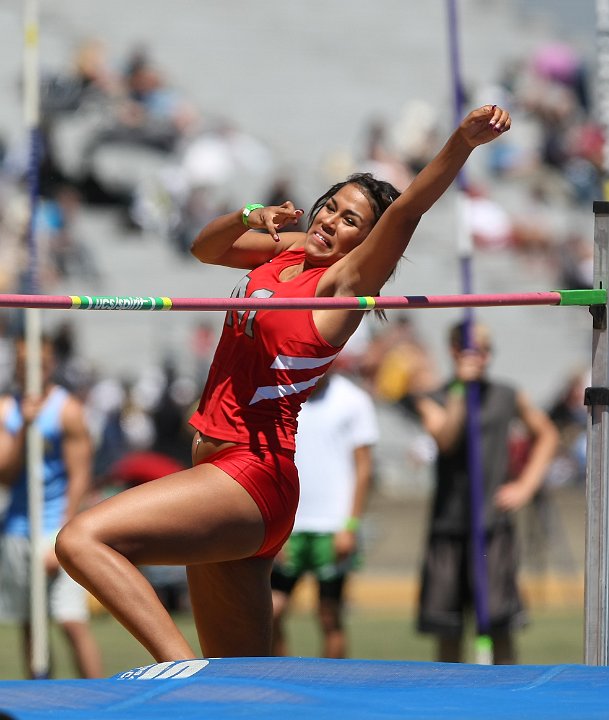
xmin=0 ymin=607 xmax=584 ymax=680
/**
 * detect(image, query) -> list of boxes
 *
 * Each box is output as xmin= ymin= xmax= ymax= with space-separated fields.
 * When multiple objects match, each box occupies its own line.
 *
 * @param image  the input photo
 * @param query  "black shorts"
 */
xmin=417 ymin=525 xmax=527 ymax=636
xmin=270 ymin=533 xmax=351 ymax=603
xmin=270 ymin=565 xmax=346 ymax=603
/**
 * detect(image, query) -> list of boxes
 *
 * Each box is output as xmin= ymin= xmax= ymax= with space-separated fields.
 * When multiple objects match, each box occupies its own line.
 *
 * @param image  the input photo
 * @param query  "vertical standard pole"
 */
xmin=584 ymin=201 xmax=609 ymax=665
xmin=446 ymin=0 xmax=491 ymax=664
xmin=23 ymin=0 xmax=48 ymax=679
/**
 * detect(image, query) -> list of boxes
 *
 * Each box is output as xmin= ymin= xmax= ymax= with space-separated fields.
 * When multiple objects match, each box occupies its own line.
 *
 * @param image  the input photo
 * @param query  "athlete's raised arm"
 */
xmin=325 ymin=105 xmax=511 ymax=299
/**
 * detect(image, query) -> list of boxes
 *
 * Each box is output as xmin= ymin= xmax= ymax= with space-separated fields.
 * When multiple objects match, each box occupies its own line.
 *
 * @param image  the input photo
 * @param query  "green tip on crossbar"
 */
xmin=557 ymin=289 xmax=607 ymax=306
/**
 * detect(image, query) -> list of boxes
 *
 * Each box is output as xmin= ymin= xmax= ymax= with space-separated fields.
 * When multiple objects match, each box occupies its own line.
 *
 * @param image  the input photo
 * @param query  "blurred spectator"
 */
xmin=178 ymin=120 xmax=273 ymax=200
xmin=531 ymin=42 xmax=590 ymax=112
xmin=264 ymin=175 xmax=306 ymax=231
xmin=50 ymin=321 xmax=78 ymax=390
xmin=191 ymin=320 xmax=217 ymax=387
xmin=322 ymin=114 xmax=416 ymax=203
xmin=356 ymin=119 xmax=413 ymax=192
xmin=38 ymin=38 xmax=124 ymax=199
xmin=84 ymin=376 xmax=126 ymax=462
xmin=0 ymin=335 xmax=103 ymax=678
xmin=168 ymin=185 xmax=222 ymax=256
xmin=36 ymin=184 xmax=101 ymax=283
xmin=546 ymin=367 xmax=589 ymax=487
xmin=0 ymin=190 xmax=32 ymax=293
xmin=96 ymin=46 xmax=199 ymax=154
xmin=413 ymin=320 xmax=558 ymax=664
xmin=462 ymin=183 xmax=514 ymax=251
xmin=563 ymin=122 xmax=604 ymax=203
xmin=149 ymin=361 xmax=196 ymax=467
xmin=499 ymin=41 xmax=597 ymax=207
xmin=392 ymin=100 xmax=440 ymax=174
xmin=510 ymin=183 xmax=559 ymax=259
xmin=35 ymin=42 xmax=200 ymax=208
xmin=359 ymin=315 xmax=438 ymax=402
xmin=106 ymin=451 xmax=185 ymax=491
xmin=558 ymin=232 xmax=593 ymax=291
xmin=41 ymin=38 xmax=122 ymax=116
xmin=0 ymin=315 xmax=13 ymax=393
xmin=91 ymin=378 xmax=150 ymax=478
xmin=128 ymin=119 xmax=273 ymax=238
xmin=91 ymin=362 xmax=196 ymax=477
xmin=271 ymin=371 xmax=379 ymax=658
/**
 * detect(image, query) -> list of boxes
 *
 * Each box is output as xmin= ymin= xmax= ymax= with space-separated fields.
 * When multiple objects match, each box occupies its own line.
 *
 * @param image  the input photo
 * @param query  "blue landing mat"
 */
xmin=1 ymin=657 xmax=608 ymax=719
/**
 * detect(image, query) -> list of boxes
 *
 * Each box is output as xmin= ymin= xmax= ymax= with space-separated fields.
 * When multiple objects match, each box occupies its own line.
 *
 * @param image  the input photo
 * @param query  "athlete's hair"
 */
xmin=307 ymin=172 xmax=399 ymax=228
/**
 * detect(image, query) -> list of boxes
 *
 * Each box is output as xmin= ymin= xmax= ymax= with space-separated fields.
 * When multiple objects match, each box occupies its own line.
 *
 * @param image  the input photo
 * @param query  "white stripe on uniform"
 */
xmin=249 ymin=374 xmax=325 ymax=405
xmin=270 ymin=352 xmax=340 ymax=371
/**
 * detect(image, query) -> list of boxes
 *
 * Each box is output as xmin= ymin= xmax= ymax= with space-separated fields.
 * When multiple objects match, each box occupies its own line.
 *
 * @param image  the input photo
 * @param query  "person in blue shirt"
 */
xmin=0 ymin=335 xmax=102 ymax=678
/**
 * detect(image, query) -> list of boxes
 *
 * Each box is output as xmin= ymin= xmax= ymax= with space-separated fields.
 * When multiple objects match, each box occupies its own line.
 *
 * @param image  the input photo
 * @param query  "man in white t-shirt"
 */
xmin=271 ymin=371 xmax=379 ymax=658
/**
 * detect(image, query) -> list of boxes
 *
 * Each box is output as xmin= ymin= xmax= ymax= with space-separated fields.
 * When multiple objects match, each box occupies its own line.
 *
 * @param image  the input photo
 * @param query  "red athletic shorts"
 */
xmin=199 ymin=445 xmax=299 ymax=559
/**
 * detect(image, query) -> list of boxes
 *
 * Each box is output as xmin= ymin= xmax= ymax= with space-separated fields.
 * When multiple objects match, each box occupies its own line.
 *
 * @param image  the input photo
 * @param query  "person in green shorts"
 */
xmin=271 ymin=371 xmax=378 ymax=658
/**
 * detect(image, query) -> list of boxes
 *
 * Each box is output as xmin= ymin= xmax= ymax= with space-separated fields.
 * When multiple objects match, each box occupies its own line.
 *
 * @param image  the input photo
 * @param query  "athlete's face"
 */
xmin=304 ymin=184 xmax=376 ymax=267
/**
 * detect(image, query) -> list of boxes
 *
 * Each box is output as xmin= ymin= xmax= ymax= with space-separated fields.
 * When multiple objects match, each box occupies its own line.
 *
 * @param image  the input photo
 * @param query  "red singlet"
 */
xmin=190 ymin=248 xmax=342 ymax=452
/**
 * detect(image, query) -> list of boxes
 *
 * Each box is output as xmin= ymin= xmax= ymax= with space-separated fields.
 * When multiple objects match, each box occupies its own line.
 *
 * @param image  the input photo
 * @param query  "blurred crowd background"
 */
xmin=0 ymin=0 xmax=600 ymax=612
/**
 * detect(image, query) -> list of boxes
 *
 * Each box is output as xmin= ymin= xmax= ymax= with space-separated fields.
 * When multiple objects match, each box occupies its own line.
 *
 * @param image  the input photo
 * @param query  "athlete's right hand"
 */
xmin=247 ymin=202 xmax=304 ymax=241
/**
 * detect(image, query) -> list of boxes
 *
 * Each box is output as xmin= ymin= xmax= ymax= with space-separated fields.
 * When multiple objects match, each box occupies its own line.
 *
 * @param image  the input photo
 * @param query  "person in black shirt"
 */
xmin=414 ymin=321 xmax=558 ymax=664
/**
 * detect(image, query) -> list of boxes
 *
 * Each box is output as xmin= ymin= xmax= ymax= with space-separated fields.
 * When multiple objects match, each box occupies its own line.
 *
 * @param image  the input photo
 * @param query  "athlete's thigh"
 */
xmin=187 ymin=557 xmax=274 ymax=657
xmin=72 ymin=463 xmax=266 ymax=565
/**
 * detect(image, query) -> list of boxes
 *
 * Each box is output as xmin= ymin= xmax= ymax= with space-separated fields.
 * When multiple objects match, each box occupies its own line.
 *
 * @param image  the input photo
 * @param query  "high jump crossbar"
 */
xmin=0 ymin=289 xmax=603 ymax=312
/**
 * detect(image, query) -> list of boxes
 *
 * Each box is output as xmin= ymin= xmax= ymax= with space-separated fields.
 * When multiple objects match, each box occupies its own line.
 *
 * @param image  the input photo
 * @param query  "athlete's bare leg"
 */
xmin=56 ymin=463 xmax=266 ymax=662
xmin=187 ymin=557 xmax=274 ymax=657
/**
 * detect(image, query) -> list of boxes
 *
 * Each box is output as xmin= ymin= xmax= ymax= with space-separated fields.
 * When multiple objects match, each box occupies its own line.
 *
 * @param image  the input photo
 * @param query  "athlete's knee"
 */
xmin=55 ymin=514 xmax=98 ymax=572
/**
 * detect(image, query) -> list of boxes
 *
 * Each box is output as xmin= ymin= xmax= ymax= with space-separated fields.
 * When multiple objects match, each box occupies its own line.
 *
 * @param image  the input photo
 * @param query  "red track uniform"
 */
xmin=190 ymin=248 xmax=343 ymax=556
